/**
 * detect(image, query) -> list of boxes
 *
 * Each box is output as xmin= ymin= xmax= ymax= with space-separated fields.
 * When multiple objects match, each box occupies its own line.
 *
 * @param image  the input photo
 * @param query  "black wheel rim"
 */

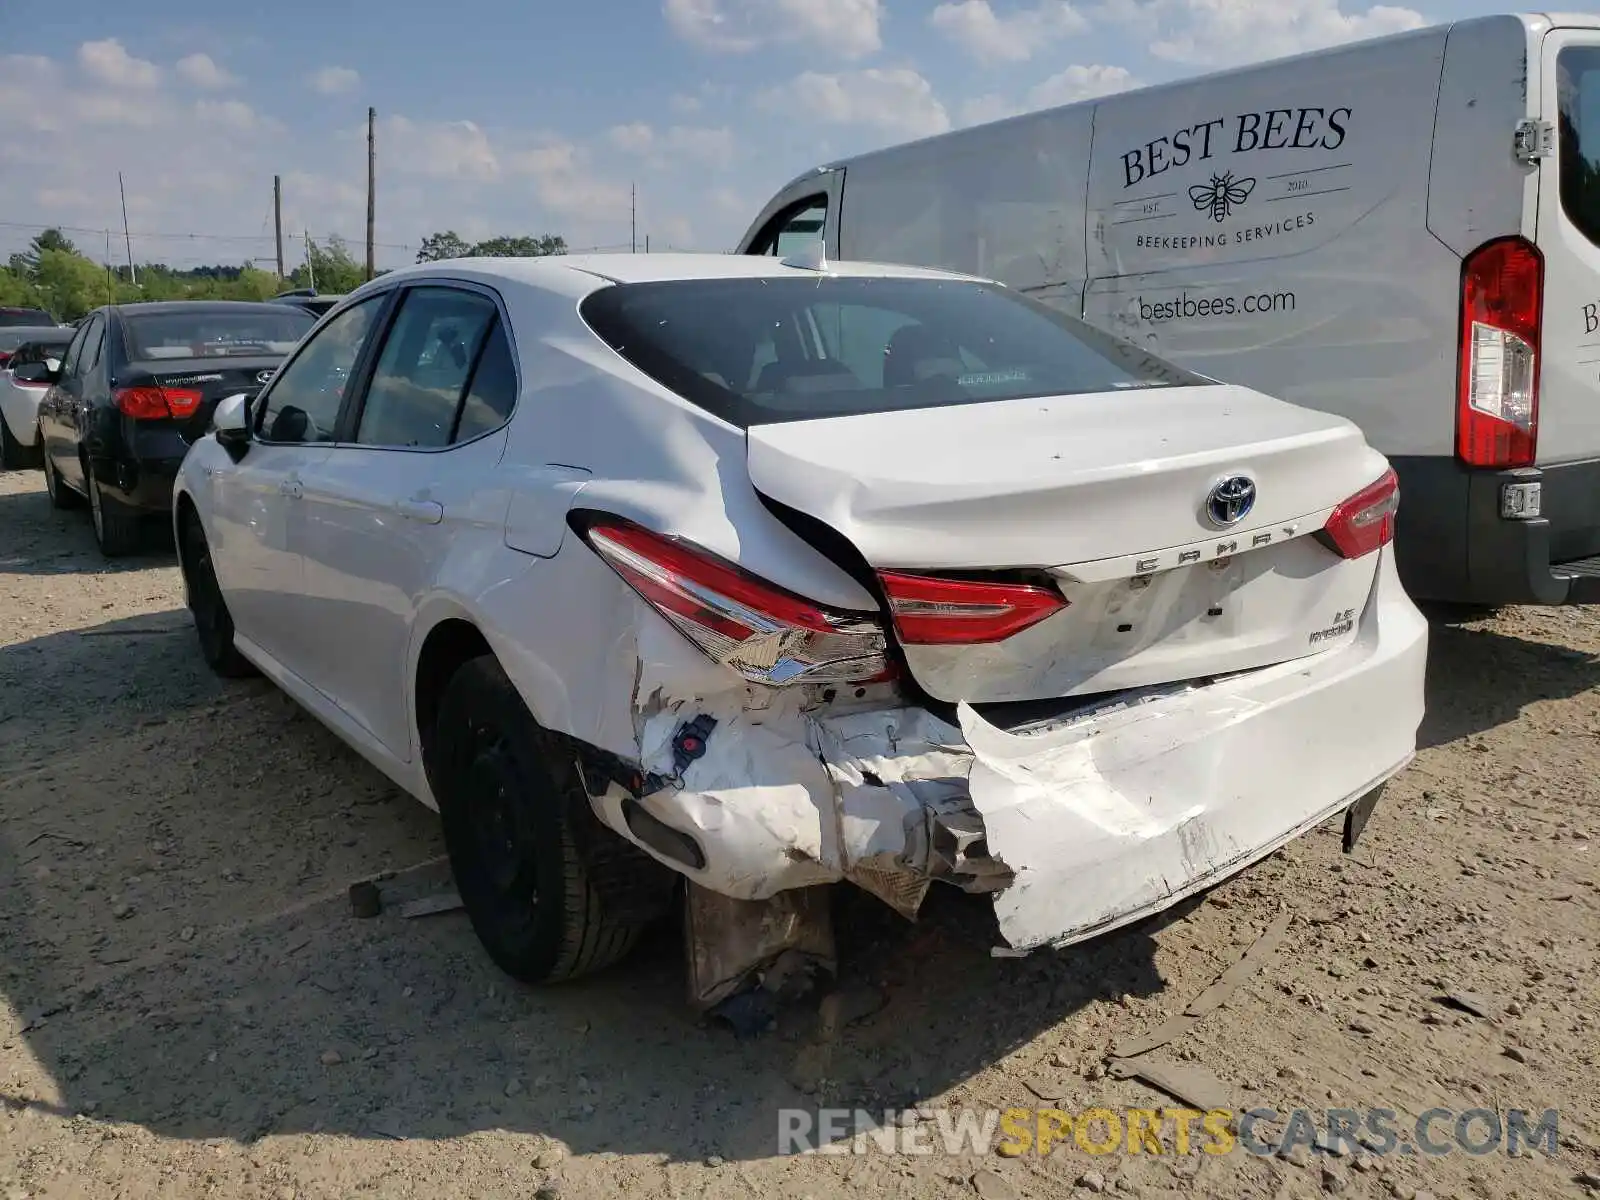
xmin=89 ymin=476 xmax=103 ymax=537
xmin=460 ymin=736 xmax=540 ymax=904
xmin=185 ymin=528 xmax=227 ymax=650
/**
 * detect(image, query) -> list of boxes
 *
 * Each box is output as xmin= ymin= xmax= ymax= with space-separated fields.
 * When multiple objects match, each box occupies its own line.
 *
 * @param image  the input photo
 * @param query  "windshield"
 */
xmin=124 ymin=308 xmax=316 ymax=360
xmin=1559 ymin=45 xmax=1600 ymax=249
xmin=579 ymin=276 xmax=1201 ymax=428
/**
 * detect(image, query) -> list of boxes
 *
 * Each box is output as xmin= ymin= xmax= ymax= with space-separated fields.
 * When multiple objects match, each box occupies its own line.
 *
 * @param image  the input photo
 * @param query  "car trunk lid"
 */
xmin=746 ymin=383 xmax=1394 ymax=703
xmin=124 ymin=358 xmax=284 ymax=443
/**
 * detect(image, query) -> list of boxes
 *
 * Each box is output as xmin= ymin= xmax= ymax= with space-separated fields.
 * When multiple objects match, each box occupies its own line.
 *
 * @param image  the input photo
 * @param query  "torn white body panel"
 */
xmin=589 ymin=545 xmax=1427 ymax=952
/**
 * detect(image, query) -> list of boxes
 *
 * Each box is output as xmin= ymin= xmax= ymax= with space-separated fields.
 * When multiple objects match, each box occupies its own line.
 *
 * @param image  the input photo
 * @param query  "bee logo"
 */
xmin=1189 ymin=172 xmax=1256 ymax=223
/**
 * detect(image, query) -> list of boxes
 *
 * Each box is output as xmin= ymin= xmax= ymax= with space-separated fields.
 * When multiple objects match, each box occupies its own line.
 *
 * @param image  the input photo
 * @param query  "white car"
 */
xmin=0 ymin=328 xmax=72 ymax=468
xmin=172 ymin=252 xmax=1428 ymax=1004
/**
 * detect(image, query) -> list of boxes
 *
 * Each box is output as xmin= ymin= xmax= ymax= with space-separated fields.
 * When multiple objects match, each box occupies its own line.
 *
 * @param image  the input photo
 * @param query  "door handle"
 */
xmin=395 ymin=498 xmax=443 ymax=524
xmin=278 ymin=477 xmax=303 ymax=499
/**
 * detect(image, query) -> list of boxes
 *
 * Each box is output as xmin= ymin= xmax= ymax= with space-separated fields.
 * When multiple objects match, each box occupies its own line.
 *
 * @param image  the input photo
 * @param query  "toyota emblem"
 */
xmin=1205 ymin=475 xmax=1256 ymax=527
xmin=255 ymin=370 xmax=275 ymax=385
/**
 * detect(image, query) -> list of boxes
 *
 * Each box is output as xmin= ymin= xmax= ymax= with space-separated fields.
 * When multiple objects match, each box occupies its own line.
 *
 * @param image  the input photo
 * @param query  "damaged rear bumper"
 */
xmin=588 ymin=546 xmax=1428 ymax=954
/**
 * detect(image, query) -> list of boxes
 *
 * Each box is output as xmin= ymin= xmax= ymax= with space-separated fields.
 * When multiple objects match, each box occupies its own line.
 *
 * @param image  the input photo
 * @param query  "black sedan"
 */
xmin=28 ymin=301 xmax=316 ymax=555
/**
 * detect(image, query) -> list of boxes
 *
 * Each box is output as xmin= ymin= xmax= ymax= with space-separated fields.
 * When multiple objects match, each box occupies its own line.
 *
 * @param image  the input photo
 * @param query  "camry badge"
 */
xmin=1206 ymin=475 xmax=1256 ymax=527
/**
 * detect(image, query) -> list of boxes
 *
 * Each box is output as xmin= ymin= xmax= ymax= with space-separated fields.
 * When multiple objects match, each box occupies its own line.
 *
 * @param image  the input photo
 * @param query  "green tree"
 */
xmin=33 ymin=248 xmax=113 ymax=319
xmin=292 ymin=234 xmax=366 ymax=294
xmin=470 ymin=234 xmax=566 ymax=257
xmin=416 ymin=231 xmax=472 ymax=262
xmin=10 ymin=228 xmax=81 ymax=281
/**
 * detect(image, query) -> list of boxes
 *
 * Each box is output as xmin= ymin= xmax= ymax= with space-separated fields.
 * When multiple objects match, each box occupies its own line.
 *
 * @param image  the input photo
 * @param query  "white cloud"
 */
xmin=763 ymin=69 xmax=950 ymax=140
xmin=930 ymin=1 xmax=1088 ymax=64
xmin=78 ymin=39 xmax=159 ymax=89
xmin=960 ymin=63 xmax=1135 ymax=125
xmin=608 ymin=122 xmax=736 ymax=168
xmin=175 ymin=53 xmax=237 ymax=89
xmin=384 ymin=117 xmax=500 ymax=182
xmin=194 ymin=98 xmax=278 ymax=132
xmin=309 ymin=65 xmax=360 ymax=95
xmin=1113 ymin=0 xmax=1425 ymax=66
xmin=663 ymin=0 xmax=883 ymax=58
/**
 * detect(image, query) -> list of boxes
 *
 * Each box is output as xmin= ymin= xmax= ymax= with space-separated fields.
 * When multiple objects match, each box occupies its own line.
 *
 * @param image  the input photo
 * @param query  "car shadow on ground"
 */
xmin=0 ymin=609 xmax=1170 ymax=1163
xmin=0 ymin=475 xmax=175 ymax=576
xmin=1417 ymin=615 xmax=1600 ymax=749
xmin=2 ymin=597 xmax=1590 ymax=1162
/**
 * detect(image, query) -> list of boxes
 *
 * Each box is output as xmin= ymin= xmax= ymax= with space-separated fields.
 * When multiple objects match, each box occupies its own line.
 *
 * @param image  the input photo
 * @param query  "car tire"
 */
xmin=39 ymin=433 xmax=82 ymax=510
xmin=433 ymin=655 xmax=674 ymax=984
xmin=88 ymin=468 xmax=142 ymax=557
xmin=0 ymin=420 xmax=37 ymax=470
xmin=180 ymin=511 xmax=256 ymax=679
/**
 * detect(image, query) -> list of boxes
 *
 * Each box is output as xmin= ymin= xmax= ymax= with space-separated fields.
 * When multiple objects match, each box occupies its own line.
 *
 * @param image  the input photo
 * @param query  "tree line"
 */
xmin=0 ymin=227 xmax=569 ymax=322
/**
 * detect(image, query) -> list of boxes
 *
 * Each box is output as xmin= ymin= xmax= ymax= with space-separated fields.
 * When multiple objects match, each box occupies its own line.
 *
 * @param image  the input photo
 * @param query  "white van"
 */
xmin=737 ymin=13 xmax=1600 ymax=607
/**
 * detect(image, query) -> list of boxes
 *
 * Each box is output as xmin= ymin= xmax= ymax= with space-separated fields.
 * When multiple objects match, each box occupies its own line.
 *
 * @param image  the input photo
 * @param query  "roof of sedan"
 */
xmin=107 ymin=300 xmax=309 ymax=316
xmin=385 ymin=251 xmax=985 ymax=292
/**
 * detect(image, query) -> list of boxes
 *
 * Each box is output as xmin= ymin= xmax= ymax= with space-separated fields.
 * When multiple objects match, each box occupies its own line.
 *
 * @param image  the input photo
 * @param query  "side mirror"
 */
xmin=12 ymin=361 xmax=57 ymax=385
xmin=213 ymin=392 xmax=251 ymax=459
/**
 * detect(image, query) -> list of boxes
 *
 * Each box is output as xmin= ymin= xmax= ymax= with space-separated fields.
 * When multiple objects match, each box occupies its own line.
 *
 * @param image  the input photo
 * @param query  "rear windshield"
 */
xmin=0 ymin=308 xmax=55 ymax=327
xmin=1559 ymin=46 xmax=1600 ymax=249
xmin=579 ymin=276 xmax=1201 ymax=427
xmin=0 ymin=327 xmax=66 ymax=353
xmin=124 ymin=308 xmax=316 ymax=360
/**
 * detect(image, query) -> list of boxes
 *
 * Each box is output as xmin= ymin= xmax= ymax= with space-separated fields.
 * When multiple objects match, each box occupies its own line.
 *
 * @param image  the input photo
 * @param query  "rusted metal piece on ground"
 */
xmin=1112 ymin=911 xmax=1293 ymax=1058
xmin=397 ymin=890 xmax=464 ymax=919
xmin=1108 ymin=1056 xmax=1231 ymax=1112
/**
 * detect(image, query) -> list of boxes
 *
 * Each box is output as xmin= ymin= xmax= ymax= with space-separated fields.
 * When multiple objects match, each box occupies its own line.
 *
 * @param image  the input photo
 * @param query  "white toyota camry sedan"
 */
xmin=173 ymin=252 xmax=1428 ymax=1005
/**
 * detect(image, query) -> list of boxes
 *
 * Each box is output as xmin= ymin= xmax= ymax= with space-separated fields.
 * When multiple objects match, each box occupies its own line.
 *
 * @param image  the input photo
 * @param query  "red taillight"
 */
xmin=878 ymin=571 xmax=1068 ymax=644
xmin=1319 ymin=468 xmax=1399 ymax=559
xmin=1457 ymin=236 xmax=1542 ymax=469
xmin=579 ymin=515 xmax=890 ymax=686
xmin=0 ymin=352 xmax=11 ymax=367
xmin=114 ymin=386 xmax=203 ymax=420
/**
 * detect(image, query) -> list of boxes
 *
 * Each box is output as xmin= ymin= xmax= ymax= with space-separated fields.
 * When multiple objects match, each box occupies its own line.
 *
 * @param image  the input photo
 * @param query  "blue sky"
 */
xmin=0 ymin=0 xmax=1505 ymax=270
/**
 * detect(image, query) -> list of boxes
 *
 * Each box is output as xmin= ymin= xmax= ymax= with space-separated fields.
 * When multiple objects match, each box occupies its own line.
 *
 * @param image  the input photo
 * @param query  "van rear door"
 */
xmin=1536 ymin=25 xmax=1600 ymax=484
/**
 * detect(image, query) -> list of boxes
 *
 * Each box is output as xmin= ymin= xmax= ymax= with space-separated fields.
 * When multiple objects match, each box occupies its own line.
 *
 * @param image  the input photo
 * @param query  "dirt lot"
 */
xmin=1 ymin=467 xmax=1598 ymax=1200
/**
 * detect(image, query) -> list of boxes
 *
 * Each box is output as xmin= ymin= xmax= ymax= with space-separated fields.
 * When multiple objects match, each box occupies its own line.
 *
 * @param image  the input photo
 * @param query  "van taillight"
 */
xmin=1457 ymin=236 xmax=1542 ymax=469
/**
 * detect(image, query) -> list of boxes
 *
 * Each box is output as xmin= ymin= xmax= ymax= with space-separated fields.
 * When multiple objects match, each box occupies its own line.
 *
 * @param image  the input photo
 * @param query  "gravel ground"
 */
xmin=1 ymin=466 xmax=1598 ymax=1200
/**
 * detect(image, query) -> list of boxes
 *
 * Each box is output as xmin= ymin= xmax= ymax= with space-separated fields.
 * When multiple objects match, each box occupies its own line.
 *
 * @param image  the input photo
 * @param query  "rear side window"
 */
xmin=1559 ymin=46 xmax=1600 ymax=249
xmin=579 ymin=276 xmax=1201 ymax=428
xmin=354 ymin=286 xmax=507 ymax=448
xmin=0 ymin=308 xmax=55 ymax=327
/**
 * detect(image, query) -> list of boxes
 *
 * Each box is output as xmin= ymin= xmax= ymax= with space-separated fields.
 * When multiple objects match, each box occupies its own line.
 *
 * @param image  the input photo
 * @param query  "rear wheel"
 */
xmin=180 ymin=511 xmax=255 ymax=678
xmin=432 ymin=656 xmax=672 ymax=983
xmin=88 ymin=469 xmax=143 ymax=557
xmin=39 ymin=433 xmax=82 ymax=510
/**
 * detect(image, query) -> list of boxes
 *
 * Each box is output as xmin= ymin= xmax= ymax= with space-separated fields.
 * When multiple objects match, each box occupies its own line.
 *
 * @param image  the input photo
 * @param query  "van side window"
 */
xmin=1558 ymin=46 xmax=1600 ymax=249
xmin=749 ymin=196 xmax=827 ymax=257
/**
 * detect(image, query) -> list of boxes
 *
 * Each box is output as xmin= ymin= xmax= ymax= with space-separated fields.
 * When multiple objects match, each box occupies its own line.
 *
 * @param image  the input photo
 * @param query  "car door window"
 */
xmin=257 ymin=295 xmax=384 ymax=444
xmin=452 ymin=320 xmax=517 ymax=442
xmin=354 ymin=286 xmax=498 ymax=448
xmin=56 ymin=320 xmax=90 ymax=380
xmin=82 ymin=315 xmax=106 ymax=374
xmin=749 ymin=196 xmax=827 ymax=257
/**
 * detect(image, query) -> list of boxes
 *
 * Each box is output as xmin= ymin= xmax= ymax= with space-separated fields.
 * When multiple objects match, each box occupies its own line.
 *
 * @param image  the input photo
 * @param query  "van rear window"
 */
xmin=1558 ymin=46 xmax=1600 ymax=249
xmin=578 ymin=276 xmax=1201 ymax=429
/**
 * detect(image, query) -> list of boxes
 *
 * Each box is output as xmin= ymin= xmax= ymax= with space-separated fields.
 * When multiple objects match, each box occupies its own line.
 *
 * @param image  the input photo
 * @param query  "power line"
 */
xmin=0 ymin=219 xmax=416 ymax=252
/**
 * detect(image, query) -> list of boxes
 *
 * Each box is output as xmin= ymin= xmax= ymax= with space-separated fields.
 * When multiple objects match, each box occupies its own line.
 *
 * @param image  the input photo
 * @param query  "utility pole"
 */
xmin=305 ymin=230 xmax=316 ymax=290
xmin=117 ymin=172 xmax=136 ymax=285
xmin=365 ymin=107 xmax=376 ymax=281
xmin=631 ymin=183 xmax=637 ymax=253
xmin=273 ymin=175 xmax=285 ymax=280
